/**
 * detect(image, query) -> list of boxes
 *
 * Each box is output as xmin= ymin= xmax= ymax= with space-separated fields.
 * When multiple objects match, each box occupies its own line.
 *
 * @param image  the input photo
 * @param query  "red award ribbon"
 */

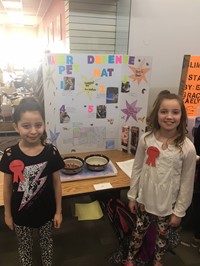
xmin=9 ymin=160 xmax=25 ymax=183
xmin=145 ymin=146 xmax=160 ymax=167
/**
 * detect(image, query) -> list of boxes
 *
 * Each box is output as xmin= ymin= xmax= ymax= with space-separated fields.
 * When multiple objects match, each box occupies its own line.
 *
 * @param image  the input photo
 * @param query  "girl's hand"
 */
xmin=168 ymin=214 xmax=182 ymax=227
xmin=5 ymin=215 xmax=14 ymax=230
xmin=129 ymin=200 xmax=137 ymax=213
xmin=53 ymin=213 xmax=62 ymax=229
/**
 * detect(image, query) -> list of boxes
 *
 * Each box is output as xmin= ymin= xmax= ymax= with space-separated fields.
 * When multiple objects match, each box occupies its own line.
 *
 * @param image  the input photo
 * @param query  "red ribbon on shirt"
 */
xmin=145 ymin=146 xmax=160 ymax=167
xmin=9 ymin=160 xmax=25 ymax=183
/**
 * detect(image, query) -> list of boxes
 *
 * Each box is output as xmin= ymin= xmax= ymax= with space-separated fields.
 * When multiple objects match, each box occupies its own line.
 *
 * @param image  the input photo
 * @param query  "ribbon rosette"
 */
xmin=9 ymin=160 xmax=25 ymax=183
xmin=145 ymin=146 xmax=160 ymax=167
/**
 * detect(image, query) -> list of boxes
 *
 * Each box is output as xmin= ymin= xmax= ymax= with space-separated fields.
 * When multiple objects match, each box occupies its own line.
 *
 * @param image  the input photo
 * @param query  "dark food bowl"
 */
xmin=84 ymin=154 xmax=109 ymax=171
xmin=61 ymin=156 xmax=84 ymax=175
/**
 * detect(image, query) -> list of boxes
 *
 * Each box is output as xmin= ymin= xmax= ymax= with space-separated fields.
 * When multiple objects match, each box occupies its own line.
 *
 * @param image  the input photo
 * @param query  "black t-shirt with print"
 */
xmin=0 ymin=143 xmax=65 ymax=228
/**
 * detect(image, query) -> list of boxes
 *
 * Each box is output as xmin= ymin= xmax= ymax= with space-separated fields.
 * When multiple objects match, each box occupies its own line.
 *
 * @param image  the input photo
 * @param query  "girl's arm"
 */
xmin=3 ymin=173 xmax=14 ymax=230
xmin=52 ymin=170 xmax=62 ymax=228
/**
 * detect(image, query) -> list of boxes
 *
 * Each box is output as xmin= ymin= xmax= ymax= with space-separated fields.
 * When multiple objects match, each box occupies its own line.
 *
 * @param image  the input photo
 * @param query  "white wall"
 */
xmin=115 ymin=0 xmax=131 ymax=53
xmin=128 ymin=0 xmax=200 ymax=111
xmin=64 ymin=0 xmax=131 ymax=54
xmin=66 ymin=0 xmax=117 ymax=54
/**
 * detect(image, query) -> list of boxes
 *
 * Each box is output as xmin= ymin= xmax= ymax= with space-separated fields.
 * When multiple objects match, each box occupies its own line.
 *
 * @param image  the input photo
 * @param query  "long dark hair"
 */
xmin=146 ymin=91 xmax=188 ymax=148
xmin=12 ymin=97 xmax=47 ymax=145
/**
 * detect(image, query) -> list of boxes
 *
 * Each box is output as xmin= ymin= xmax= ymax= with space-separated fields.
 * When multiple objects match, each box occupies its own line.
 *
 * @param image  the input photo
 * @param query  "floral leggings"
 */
xmin=14 ymin=220 xmax=53 ymax=266
xmin=127 ymin=203 xmax=170 ymax=262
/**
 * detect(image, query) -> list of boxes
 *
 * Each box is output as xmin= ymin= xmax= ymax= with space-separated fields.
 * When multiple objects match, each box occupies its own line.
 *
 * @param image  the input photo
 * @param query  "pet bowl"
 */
xmin=61 ymin=156 xmax=84 ymax=175
xmin=84 ymin=154 xmax=109 ymax=171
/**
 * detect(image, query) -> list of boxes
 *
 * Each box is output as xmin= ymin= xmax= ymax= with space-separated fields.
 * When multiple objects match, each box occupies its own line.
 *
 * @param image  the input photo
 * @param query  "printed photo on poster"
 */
xmin=121 ymin=81 xmax=130 ymax=93
xmin=64 ymin=77 xmax=75 ymax=90
xmin=121 ymin=126 xmax=129 ymax=152
xmin=106 ymin=87 xmax=119 ymax=103
xmin=60 ymin=105 xmax=70 ymax=123
xmin=96 ymin=105 xmax=106 ymax=118
xmin=130 ymin=126 xmax=139 ymax=155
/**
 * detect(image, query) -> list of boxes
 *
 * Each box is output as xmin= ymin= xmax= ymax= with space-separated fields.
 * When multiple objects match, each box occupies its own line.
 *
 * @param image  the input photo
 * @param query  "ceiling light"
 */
xmin=7 ymin=11 xmax=24 ymax=24
xmin=2 ymin=1 xmax=22 ymax=9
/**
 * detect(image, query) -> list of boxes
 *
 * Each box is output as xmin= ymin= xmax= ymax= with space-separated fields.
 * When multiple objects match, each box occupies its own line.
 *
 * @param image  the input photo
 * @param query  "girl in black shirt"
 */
xmin=0 ymin=97 xmax=64 ymax=265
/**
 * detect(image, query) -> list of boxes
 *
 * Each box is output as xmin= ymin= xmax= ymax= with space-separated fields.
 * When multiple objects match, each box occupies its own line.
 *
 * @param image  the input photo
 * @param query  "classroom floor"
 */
xmin=0 ymin=193 xmax=200 ymax=266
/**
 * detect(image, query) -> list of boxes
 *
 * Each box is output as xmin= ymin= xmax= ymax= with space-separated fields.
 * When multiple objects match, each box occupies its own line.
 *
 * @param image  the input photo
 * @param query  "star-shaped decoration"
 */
xmin=79 ymin=77 xmax=99 ymax=98
xmin=49 ymin=127 xmax=60 ymax=146
xmin=45 ymin=66 xmax=55 ymax=88
xmin=128 ymin=59 xmax=151 ymax=85
xmin=121 ymin=100 xmax=142 ymax=122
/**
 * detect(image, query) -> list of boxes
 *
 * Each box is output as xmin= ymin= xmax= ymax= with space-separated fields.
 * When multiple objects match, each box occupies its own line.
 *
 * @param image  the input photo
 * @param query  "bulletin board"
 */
xmin=43 ymin=54 xmax=152 ymax=154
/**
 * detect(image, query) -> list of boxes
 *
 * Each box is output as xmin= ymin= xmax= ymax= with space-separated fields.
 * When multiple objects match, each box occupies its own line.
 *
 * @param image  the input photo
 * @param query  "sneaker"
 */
xmin=191 ymin=238 xmax=200 ymax=248
xmin=122 ymin=260 xmax=134 ymax=266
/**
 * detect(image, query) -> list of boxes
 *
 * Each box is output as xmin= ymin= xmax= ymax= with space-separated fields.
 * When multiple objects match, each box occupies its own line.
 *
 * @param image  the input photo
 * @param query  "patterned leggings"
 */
xmin=127 ymin=203 xmax=170 ymax=262
xmin=14 ymin=220 xmax=53 ymax=266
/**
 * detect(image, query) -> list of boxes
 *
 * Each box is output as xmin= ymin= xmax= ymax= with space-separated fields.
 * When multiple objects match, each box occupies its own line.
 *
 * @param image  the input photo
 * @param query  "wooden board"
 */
xmin=60 ymin=160 xmax=117 ymax=182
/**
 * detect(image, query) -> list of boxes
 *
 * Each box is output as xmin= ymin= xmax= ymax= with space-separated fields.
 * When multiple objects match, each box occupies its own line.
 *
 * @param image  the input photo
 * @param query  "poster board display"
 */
xmin=43 ymin=54 xmax=152 ymax=154
xmin=179 ymin=55 xmax=200 ymax=142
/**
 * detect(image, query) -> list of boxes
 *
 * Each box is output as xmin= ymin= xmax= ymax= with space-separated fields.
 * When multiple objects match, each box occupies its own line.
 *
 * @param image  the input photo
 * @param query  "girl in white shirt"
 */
xmin=126 ymin=91 xmax=196 ymax=266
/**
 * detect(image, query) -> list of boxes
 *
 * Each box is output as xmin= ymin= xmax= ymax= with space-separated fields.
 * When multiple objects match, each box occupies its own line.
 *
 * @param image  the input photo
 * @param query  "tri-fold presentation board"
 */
xmin=43 ymin=54 xmax=152 ymax=154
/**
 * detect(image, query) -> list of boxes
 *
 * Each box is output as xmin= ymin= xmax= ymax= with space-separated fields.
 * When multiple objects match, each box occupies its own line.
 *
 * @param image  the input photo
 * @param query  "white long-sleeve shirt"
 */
xmin=127 ymin=132 xmax=196 ymax=217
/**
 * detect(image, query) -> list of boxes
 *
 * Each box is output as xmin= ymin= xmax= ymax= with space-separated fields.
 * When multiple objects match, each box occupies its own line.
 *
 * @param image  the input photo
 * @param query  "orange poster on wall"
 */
xmin=179 ymin=55 xmax=200 ymax=117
